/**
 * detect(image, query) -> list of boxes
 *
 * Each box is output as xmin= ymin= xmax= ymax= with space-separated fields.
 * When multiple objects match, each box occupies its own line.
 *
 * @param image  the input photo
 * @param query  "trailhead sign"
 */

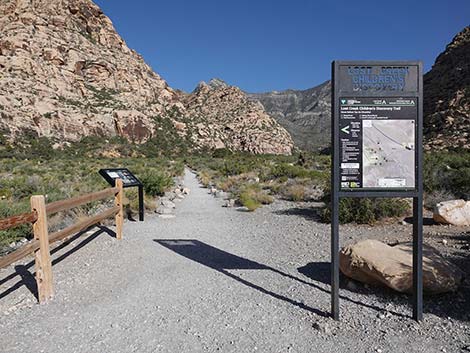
xmin=339 ymin=97 xmax=417 ymax=190
xmin=331 ymin=61 xmax=424 ymax=322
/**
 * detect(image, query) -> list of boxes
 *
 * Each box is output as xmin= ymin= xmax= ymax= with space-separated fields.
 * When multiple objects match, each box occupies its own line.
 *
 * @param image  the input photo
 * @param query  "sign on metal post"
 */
xmin=99 ymin=168 xmax=145 ymax=221
xmin=331 ymin=61 xmax=423 ymax=321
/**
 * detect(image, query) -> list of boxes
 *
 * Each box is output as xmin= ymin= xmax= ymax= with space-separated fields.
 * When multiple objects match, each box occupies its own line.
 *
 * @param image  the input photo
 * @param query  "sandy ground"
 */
xmin=0 ymin=169 xmax=469 ymax=353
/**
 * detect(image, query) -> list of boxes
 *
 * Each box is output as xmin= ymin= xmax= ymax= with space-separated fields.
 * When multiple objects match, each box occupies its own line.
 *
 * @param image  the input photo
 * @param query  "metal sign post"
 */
xmin=99 ymin=168 xmax=145 ymax=221
xmin=331 ymin=61 xmax=423 ymax=321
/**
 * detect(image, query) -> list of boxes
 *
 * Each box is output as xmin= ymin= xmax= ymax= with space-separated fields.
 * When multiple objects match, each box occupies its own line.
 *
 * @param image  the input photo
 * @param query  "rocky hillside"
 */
xmin=179 ymin=79 xmax=294 ymax=155
xmin=248 ymin=81 xmax=331 ymax=151
xmin=0 ymin=0 xmax=293 ymax=155
xmin=424 ymin=26 xmax=470 ymax=150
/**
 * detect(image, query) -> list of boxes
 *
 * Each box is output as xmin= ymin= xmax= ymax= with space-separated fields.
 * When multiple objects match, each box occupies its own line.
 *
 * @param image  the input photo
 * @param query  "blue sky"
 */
xmin=94 ymin=0 xmax=469 ymax=93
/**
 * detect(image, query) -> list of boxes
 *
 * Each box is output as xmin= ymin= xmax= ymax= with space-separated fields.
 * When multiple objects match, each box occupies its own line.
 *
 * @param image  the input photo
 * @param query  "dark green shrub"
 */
xmin=141 ymin=172 xmax=174 ymax=197
xmin=212 ymin=148 xmax=233 ymax=158
xmin=321 ymin=197 xmax=410 ymax=224
xmin=424 ymin=151 xmax=470 ymax=199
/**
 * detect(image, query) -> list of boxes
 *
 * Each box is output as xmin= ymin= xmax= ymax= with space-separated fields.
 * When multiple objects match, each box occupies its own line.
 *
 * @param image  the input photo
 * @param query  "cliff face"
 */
xmin=0 ymin=0 xmax=185 ymax=144
xmin=424 ymin=26 xmax=470 ymax=150
xmin=248 ymin=81 xmax=331 ymax=151
xmin=180 ymin=79 xmax=294 ymax=155
xmin=0 ymin=0 xmax=293 ymax=155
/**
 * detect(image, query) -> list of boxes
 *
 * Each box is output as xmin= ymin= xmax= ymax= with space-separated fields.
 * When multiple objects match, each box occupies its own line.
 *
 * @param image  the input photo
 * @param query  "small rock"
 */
xmin=156 ymin=207 xmax=173 ymax=215
xmin=222 ymin=199 xmax=236 ymax=208
xmin=158 ymin=214 xmax=176 ymax=219
xmin=160 ymin=199 xmax=176 ymax=209
xmin=182 ymin=187 xmax=190 ymax=195
xmin=346 ymin=280 xmax=358 ymax=291
xmin=312 ymin=322 xmax=331 ymax=334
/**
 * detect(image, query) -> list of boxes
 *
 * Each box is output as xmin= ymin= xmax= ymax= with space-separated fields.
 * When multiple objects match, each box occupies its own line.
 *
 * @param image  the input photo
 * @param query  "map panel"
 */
xmin=362 ymin=120 xmax=415 ymax=188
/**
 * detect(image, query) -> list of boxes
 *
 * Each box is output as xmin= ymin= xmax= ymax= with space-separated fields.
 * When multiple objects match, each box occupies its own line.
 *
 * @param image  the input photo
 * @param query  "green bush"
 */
xmin=238 ymin=183 xmax=273 ymax=212
xmin=321 ymin=197 xmax=410 ymax=224
xmin=240 ymin=195 xmax=261 ymax=212
xmin=424 ymin=150 xmax=470 ymax=199
xmin=141 ymin=172 xmax=174 ymax=197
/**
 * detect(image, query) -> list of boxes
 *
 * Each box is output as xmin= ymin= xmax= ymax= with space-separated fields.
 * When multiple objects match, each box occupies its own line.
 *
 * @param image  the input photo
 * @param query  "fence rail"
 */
xmin=0 ymin=179 xmax=124 ymax=303
xmin=0 ymin=211 xmax=38 ymax=231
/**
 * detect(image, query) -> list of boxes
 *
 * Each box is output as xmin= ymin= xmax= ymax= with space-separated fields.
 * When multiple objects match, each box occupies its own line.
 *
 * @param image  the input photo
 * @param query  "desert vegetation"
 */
xmin=2 ymin=134 xmax=470 ymax=251
xmin=0 ymin=138 xmax=183 ymax=250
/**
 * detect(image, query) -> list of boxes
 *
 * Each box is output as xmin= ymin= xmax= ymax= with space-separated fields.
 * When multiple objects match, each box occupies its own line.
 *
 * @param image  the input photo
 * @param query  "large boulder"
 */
xmin=433 ymin=199 xmax=470 ymax=226
xmin=340 ymin=239 xmax=463 ymax=294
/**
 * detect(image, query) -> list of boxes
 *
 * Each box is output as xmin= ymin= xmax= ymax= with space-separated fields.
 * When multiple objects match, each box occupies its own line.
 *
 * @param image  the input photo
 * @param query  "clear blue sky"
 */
xmin=94 ymin=0 xmax=469 ymax=93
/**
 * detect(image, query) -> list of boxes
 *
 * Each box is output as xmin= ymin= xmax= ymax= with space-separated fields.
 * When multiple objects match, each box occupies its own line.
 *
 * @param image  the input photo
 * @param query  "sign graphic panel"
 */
xmin=339 ymin=97 xmax=416 ymax=190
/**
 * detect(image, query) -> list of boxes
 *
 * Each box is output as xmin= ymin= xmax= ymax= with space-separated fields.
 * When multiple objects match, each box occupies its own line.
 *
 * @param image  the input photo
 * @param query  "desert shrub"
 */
xmin=268 ymin=163 xmax=328 ymax=185
xmin=424 ymin=190 xmax=456 ymax=210
xmin=238 ymin=183 xmax=273 ymax=212
xmin=424 ymin=151 xmax=470 ymax=199
xmin=240 ymin=196 xmax=260 ymax=212
xmin=284 ymin=184 xmax=307 ymax=202
xmin=321 ymin=197 xmax=410 ymax=224
xmin=198 ymin=170 xmax=212 ymax=187
xmin=212 ymin=148 xmax=233 ymax=158
xmin=140 ymin=172 xmax=173 ymax=197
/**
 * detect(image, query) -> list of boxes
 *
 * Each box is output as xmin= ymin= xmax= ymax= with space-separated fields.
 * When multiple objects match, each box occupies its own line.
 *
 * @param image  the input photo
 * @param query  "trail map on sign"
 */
xmin=362 ymin=119 xmax=415 ymax=188
xmin=339 ymin=97 xmax=417 ymax=190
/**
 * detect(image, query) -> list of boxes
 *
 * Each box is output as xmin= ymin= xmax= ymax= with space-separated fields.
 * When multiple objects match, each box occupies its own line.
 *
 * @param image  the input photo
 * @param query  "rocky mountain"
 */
xmin=0 ymin=0 xmax=293 ymax=155
xmin=248 ymin=81 xmax=331 ymax=151
xmin=424 ymin=26 xmax=470 ymax=150
xmin=179 ymin=79 xmax=294 ymax=155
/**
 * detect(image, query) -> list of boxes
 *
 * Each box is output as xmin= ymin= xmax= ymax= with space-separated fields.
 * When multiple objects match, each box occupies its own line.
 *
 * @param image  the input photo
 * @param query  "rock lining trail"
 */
xmin=0 ymin=169 xmax=469 ymax=353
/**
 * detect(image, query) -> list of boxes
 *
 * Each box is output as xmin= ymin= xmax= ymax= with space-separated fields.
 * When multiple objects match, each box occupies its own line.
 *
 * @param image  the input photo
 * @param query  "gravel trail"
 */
xmin=0 ymin=169 xmax=468 ymax=353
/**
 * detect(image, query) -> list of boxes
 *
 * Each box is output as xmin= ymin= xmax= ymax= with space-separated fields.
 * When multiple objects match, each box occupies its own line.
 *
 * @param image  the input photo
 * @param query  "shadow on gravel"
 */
xmin=155 ymin=239 xmax=329 ymax=317
xmin=273 ymin=207 xmax=323 ymax=222
xmin=0 ymin=226 xmax=115 ymax=301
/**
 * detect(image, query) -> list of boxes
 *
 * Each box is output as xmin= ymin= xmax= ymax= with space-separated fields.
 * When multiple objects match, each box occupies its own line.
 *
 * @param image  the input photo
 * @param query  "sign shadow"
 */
xmin=154 ymin=239 xmax=329 ymax=317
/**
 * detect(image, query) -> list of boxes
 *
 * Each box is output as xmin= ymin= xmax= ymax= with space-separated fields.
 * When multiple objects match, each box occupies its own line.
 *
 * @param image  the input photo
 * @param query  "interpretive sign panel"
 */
xmin=339 ymin=97 xmax=417 ymax=190
xmin=331 ymin=61 xmax=423 ymax=323
xmin=99 ymin=168 xmax=144 ymax=221
xmin=99 ymin=168 xmax=142 ymax=188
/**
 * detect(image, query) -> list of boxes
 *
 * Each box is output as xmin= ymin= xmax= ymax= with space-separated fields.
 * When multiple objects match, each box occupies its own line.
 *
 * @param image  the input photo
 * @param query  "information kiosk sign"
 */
xmin=99 ymin=168 xmax=144 ymax=221
xmin=331 ymin=61 xmax=423 ymax=321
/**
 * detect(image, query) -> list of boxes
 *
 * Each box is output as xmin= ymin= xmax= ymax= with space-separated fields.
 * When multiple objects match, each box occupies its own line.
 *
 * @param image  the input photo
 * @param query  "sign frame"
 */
xmin=99 ymin=168 xmax=145 ymax=222
xmin=331 ymin=60 xmax=423 ymax=321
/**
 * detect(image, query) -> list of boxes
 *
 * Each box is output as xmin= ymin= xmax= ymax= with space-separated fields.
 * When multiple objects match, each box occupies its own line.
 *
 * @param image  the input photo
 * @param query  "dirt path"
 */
xmin=0 ymin=170 xmax=468 ymax=353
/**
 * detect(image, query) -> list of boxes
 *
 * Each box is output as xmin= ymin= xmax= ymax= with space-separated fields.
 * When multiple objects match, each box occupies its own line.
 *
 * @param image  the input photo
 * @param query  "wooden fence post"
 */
xmin=115 ymin=179 xmax=124 ymax=240
xmin=31 ymin=195 xmax=54 ymax=303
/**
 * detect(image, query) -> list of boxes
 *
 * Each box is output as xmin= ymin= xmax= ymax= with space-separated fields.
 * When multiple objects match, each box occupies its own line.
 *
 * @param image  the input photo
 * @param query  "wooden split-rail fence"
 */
xmin=0 ymin=179 xmax=124 ymax=303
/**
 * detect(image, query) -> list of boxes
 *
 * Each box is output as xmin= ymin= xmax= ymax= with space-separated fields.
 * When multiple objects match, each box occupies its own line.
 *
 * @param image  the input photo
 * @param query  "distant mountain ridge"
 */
xmin=249 ymin=25 xmax=470 ymax=152
xmin=247 ymin=81 xmax=331 ymax=151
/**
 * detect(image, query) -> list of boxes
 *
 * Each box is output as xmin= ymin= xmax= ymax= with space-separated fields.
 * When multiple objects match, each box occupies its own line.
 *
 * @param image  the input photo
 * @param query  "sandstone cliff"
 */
xmin=0 ymin=0 xmax=293 ymax=155
xmin=180 ymin=79 xmax=294 ymax=155
xmin=0 ymin=0 xmax=186 ymax=145
xmin=424 ymin=26 xmax=470 ymax=150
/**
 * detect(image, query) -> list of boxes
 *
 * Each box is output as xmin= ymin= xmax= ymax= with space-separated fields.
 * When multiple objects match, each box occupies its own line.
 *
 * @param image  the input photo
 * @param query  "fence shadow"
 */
xmin=0 ymin=226 xmax=115 ymax=301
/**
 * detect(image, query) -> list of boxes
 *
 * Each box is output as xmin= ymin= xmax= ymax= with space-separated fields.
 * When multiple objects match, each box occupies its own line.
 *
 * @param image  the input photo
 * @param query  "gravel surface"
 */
xmin=0 ymin=169 xmax=469 ymax=353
